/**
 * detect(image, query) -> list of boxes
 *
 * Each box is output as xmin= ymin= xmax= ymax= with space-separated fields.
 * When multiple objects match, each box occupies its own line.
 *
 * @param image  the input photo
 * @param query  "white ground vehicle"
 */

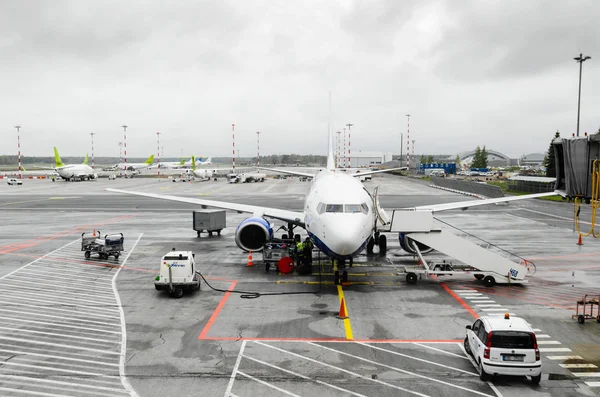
xmin=464 ymin=314 xmax=541 ymax=384
xmin=6 ymin=178 xmax=23 ymax=185
xmin=154 ymin=249 xmax=201 ymax=298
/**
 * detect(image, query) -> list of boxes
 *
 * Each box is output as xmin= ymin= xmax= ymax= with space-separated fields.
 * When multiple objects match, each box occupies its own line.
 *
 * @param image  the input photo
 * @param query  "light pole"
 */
xmin=14 ymin=125 xmax=21 ymax=178
xmin=343 ymin=127 xmax=347 ymax=168
xmin=256 ymin=131 xmax=261 ymax=167
xmin=406 ymin=114 xmax=411 ymax=170
xmin=90 ymin=132 xmax=95 ymax=169
xmin=336 ymin=131 xmax=341 ymax=167
xmin=232 ymin=123 xmax=236 ymax=173
xmin=400 ymin=133 xmax=403 ymax=167
xmin=118 ymin=142 xmax=123 ymax=164
xmin=156 ymin=132 xmax=161 ymax=175
xmin=574 ymin=53 xmax=591 ymax=137
xmin=346 ymin=123 xmax=353 ymax=168
xmin=412 ymin=140 xmax=415 ymax=167
xmin=121 ymin=125 xmax=128 ymax=171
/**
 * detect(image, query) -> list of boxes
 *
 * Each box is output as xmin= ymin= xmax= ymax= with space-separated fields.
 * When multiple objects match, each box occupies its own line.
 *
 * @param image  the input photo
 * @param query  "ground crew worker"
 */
xmin=303 ymin=237 xmax=314 ymax=266
xmin=51 ymin=175 xmax=55 ymax=182
xmin=295 ymin=240 xmax=304 ymax=267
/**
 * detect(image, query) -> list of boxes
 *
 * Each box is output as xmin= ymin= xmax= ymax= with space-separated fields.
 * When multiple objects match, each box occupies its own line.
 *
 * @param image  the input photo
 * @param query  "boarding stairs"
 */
xmin=385 ymin=209 xmax=535 ymax=284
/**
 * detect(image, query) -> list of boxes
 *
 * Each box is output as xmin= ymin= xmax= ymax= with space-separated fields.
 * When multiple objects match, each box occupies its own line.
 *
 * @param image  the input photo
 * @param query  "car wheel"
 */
xmin=479 ymin=360 xmax=489 ymax=381
xmin=463 ymin=336 xmax=472 ymax=356
xmin=531 ymin=374 xmax=541 ymax=385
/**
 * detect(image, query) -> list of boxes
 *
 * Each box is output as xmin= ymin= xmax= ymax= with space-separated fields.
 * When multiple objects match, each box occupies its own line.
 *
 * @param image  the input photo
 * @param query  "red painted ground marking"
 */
xmin=440 ymin=283 xmax=479 ymax=319
xmin=0 ymin=214 xmax=135 ymax=254
xmin=198 ymin=280 xmax=238 ymax=340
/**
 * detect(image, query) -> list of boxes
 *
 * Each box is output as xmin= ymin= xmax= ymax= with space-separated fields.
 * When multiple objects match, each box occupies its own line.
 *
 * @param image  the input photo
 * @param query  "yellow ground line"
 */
xmin=337 ymin=284 xmax=353 ymax=340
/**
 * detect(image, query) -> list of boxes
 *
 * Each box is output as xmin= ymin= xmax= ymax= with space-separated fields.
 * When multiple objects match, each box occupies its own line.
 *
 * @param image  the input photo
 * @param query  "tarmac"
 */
xmin=1 ymin=173 xmax=599 ymax=397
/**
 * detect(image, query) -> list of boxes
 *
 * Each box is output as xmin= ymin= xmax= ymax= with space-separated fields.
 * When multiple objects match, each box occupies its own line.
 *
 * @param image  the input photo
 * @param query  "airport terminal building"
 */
xmin=339 ymin=151 xmax=393 ymax=167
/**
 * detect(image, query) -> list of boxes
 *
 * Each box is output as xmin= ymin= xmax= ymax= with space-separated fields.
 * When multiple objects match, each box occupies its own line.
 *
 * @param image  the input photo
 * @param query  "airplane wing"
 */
xmin=258 ymin=167 xmax=315 ymax=178
xmin=350 ymin=167 xmax=407 ymax=177
xmin=413 ymin=191 xmax=559 ymax=213
xmin=106 ymin=188 xmax=305 ymax=225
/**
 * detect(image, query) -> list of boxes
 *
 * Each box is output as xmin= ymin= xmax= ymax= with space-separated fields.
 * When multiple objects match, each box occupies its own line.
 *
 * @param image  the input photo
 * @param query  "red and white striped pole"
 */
xmin=232 ymin=124 xmax=236 ymax=172
xmin=156 ymin=132 xmax=161 ymax=176
xmin=343 ymin=127 xmax=347 ymax=168
xmin=336 ymin=131 xmax=341 ymax=167
xmin=256 ymin=131 xmax=261 ymax=167
xmin=346 ymin=123 xmax=353 ymax=168
xmin=15 ymin=125 xmax=21 ymax=178
xmin=122 ymin=125 xmax=128 ymax=171
xmin=90 ymin=132 xmax=95 ymax=169
xmin=406 ymin=114 xmax=410 ymax=170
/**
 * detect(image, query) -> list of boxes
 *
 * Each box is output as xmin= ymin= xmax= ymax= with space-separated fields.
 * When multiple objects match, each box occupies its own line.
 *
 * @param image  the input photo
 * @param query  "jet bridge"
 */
xmin=386 ymin=209 xmax=533 ymax=286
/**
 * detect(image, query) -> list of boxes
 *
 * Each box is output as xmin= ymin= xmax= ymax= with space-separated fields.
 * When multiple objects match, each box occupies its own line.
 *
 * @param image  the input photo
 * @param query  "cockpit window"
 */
xmin=325 ymin=204 xmax=344 ymax=213
xmin=361 ymin=203 xmax=369 ymax=214
xmin=345 ymin=204 xmax=362 ymax=213
xmin=317 ymin=202 xmax=326 ymax=214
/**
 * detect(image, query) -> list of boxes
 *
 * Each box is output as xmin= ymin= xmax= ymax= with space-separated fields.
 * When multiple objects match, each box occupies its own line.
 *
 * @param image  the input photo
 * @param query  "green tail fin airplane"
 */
xmin=54 ymin=147 xmax=66 ymax=168
xmin=144 ymin=154 xmax=154 ymax=165
xmin=83 ymin=154 xmax=89 ymax=165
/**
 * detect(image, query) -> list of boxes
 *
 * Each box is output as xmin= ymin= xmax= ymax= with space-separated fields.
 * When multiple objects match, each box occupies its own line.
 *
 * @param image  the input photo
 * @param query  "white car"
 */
xmin=464 ymin=314 xmax=541 ymax=384
xmin=6 ymin=178 xmax=23 ymax=185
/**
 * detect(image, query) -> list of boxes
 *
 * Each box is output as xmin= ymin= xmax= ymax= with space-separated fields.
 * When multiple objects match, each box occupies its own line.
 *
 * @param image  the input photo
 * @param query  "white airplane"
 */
xmin=111 ymin=154 xmax=155 ymax=171
xmin=185 ymin=156 xmax=217 ymax=181
xmin=180 ymin=156 xmax=212 ymax=167
xmin=149 ymin=159 xmax=187 ymax=169
xmin=108 ymin=129 xmax=556 ymax=269
xmin=54 ymin=147 xmax=97 ymax=181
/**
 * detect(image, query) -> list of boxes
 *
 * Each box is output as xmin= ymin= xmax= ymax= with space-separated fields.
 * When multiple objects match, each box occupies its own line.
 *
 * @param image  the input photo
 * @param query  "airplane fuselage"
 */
xmin=55 ymin=164 xmax=96 ymax=180
xmin=304 ymin=170 xmax=374 ymax=259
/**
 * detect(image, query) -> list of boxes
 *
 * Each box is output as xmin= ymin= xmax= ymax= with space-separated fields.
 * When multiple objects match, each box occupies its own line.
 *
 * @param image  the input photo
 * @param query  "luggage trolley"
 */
xmin=262 ymin=240 xmax=294 ymax=273
xmin=573 ymin=295 xmax=600 ymax=324
xmin=81 ymin=231 xmax=124 ymax=260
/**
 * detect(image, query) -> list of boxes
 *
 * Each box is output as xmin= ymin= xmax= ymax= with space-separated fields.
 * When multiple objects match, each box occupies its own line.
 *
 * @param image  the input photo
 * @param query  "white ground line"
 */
xmin=0 ymin=286 xmax=121 ymax=312
xmin=572 ymin=372 xmax=600 ymax=377
xmin=547 ymin=355 xmax=583 ymax=360
xmin=536 ymin=334 xmax=551 ymax=338
xmin=480 ymin=308 xmax=510 ymax=311
xmin=539 ymin=348 xmax=572 ymax=353
xmin=0 ymin=239 xmax=79 ymax=281
xmin=0 ymin=348 xmax=119 ymax=367
xmin=0 ymin=377 xmax=128 ymax=397
xmin=14 ymin=270 xmax=116 ymax=290
xmin=0 ymin=325 xmax=120 ymax=346
xmin=531 ymin=328 xmax=541 ymax=332
xmin=0 ymin=299 xmax=121 ymax=323
xmin=0 ymin=295 xmax=121 ymax=319
xmin=0 ymin=282 xmax=122 ymax=307
xmin=585 ymin=382 xmax=600 ymax=387
xmin=0 ymin=335 xmax=120 ymax=355
xmin=29 ymin=261 xmax=119 ymax=277
xmin=560 ymin=364 xmax=598 ymax=369
xmin=0 ymin=307 xmax=122 ymax=328
xmin=412 ymin=342 xmax=471 ymax=360
xmin=0 ymin=278 xmax=117 ymax=297
xmin=0 ymin=361 xmax=115 ymax=378
xmin=0 ymin=343 xmax=119 ymax=366
xmin=476 ymin=304 xmax=502 ymax=307
xmin=469 ymin=300 xmax=495 ymax=303
xmin=114 ymin=233 xmax=142 ymax=397
xmin=309 ymin=342 xmax=494 ymax=397
xmin=237 ymin=370 xmax=301 ymax=397
xmin=356 ymin=342 xmax=477 ymax=376
xmin=253 ymin=341 xmax=433 ymax=397
xmin=0 ymin=386 xmax=81 ymax=397
xmin=537 ymin=341 xmax=561 ymax=345
xmin=224 ymin=340 xmax=247 ymax=397
xmin=242 ymin=354 xmax=367 ymax=397
xmin=1 ymin=356 xmax=116 ymax=373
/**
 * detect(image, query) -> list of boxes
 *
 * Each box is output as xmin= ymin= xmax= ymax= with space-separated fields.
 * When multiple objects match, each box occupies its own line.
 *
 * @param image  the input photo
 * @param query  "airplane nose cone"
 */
xmin=329 ymin=219 xmax=369 ymax=256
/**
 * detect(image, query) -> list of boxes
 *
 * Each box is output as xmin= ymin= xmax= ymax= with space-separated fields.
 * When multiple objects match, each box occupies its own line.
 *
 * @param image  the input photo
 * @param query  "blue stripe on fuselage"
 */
xmin=307 ymin=231 xmax=369 ymax=260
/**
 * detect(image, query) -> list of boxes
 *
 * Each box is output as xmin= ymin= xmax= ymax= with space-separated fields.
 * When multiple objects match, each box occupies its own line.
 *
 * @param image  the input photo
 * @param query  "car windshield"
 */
xmin=490 ymin=331 xmax=534 ymax=349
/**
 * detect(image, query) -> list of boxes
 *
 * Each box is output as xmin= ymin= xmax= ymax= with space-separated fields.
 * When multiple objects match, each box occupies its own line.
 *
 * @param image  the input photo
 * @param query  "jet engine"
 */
xmin=235 ymin=217 xmax=273 ymax=252
xmin=399 ymin=232 xmax=433 ymax=255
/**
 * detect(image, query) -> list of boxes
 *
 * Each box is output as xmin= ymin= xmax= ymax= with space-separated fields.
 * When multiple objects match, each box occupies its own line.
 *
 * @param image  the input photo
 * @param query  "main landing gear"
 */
xmin=366 ymin=231 xmax=387 ymax=254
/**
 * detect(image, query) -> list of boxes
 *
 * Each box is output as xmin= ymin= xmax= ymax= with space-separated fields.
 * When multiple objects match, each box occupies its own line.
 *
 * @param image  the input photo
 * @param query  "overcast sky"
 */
xmin=2 ymin=0 xmax=599 ymax=159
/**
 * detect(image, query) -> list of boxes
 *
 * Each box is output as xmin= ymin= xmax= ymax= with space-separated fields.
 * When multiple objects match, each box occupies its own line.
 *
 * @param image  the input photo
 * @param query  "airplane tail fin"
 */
xmin=191 ymin=156 xmax=197 ymax=171
xmin=179 ymin=159 xmax=186 ymax=165
xmin=21 ymin=165 xmax=27 ymax=172
xmin=53 ymin=147 xmax=65 ymax=168
xmin=83 ymin=154 xmax=89 ymax=165
xmin=326 ymin=91 xmax=335 ymax=170
xmin=144 ymin=154 xmax=155 ymax=164
xmin=203 ymin=157 xmax=212 ymax=164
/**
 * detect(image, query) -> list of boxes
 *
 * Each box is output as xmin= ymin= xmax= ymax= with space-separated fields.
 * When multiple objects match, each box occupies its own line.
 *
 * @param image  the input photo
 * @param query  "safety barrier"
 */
xmin=430 ymin=176 xmax=504 ymax=198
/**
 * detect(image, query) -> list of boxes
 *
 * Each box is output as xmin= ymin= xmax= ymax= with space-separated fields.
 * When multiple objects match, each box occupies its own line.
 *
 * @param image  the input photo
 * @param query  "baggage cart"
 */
xmin=572 ymin=295 xmax=600 ymax=324
xmin=81 ymin=231 xmax=124 ymax=260
xmin=193 ymin=209 xmax=226 ymax=237
xmin=262 ymin=241 xmax=292 ymax=272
